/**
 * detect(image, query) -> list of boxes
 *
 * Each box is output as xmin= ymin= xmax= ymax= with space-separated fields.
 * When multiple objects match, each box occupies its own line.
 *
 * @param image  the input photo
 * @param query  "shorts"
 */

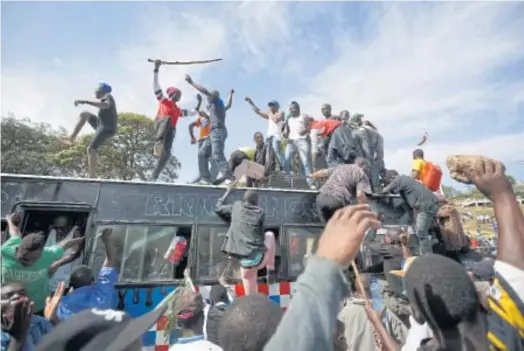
xmin=239 ymin=251 xmax=265 ymax=269
xmin=86 ymin=113 xmax=115 ymax=150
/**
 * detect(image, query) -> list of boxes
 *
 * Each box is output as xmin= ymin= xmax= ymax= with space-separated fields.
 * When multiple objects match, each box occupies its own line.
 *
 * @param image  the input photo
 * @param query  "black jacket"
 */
xmin=326 ymin=123 xmax=364 ymax=168
xmin=215 ymin=199 xmax=265 ymax=257
xmin=255 ymin=142 xmax=276 ymax=177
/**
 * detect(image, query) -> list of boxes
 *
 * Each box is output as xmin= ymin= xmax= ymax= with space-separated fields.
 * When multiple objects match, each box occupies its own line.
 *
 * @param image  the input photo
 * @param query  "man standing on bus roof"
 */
xmin=214 ymin=183 xmax=276 ymax=295
xmin=64 ymin=82 xmax=117 ymax=179
xmin=185 ymin=74 xmax=231 ymax=185
xmin=151 ymin=60 xmax=201 ymax=182
xmin=189 ymin=90 xmax=234 ymax=185
xmin=312 ymin=158 xmax=372 ymax=223
xmin=245 ymin=97 xmax=286 ymax=170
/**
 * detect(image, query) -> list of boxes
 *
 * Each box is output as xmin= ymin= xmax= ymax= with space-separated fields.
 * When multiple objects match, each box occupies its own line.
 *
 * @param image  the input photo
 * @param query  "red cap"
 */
xmin=166 ymin=87 xmax=181 ymax=96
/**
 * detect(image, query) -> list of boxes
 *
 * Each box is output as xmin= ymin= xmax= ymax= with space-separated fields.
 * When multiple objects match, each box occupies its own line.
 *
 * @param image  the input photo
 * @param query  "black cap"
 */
xmin=37 ymin=306 xmax=167 ymax=351
xmin=470 ymin=258 xmax=495 ymax=281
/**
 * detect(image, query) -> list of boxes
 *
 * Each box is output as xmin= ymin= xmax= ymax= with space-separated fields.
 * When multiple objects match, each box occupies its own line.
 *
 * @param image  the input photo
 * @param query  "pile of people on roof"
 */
xmin=1 ymin=154 xmax=523 ymax=351
xmin=60 ymin=60 xmax=388 ymax=189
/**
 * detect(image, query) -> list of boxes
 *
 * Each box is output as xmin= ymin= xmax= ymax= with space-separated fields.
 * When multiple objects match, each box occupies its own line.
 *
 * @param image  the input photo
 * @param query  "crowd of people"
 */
xmin=2 ymin=154 xmax=523 ymax=351
xmin=2 ymin=60 xmax=523 ymax=351
xmin=60 ymin=59 xmax=385 ymax=189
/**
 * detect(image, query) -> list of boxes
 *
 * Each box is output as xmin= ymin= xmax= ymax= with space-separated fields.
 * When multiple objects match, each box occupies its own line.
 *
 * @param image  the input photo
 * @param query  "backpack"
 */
xmin=422 ymin=162 xmax=442 ymax=192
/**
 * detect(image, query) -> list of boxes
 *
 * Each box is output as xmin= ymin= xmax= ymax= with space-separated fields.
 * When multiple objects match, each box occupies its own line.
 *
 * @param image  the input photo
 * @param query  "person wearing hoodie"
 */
xmin=56 ymin=228 xmax=116 ymax=321
xmin=215 ymin=184 xmax=276 ymax=296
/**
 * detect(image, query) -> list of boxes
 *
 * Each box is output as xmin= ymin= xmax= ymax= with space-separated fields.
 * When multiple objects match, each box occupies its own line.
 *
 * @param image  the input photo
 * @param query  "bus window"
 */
xmin=196 ymin=225 xmax=240 ymax=282
xmin=285 ymin=227 xmax=323 ymax=277
xmin=89 ymin=225 xmax=192 ymax=283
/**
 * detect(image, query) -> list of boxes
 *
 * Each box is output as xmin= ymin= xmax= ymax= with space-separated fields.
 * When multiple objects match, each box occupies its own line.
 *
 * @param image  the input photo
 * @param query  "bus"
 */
xmin=0 ymin=173 xmax=413 ymax=350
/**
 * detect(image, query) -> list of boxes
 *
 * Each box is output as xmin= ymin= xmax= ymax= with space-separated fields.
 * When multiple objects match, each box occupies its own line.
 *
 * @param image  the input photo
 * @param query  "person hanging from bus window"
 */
xmin=185 ymin=74 xmax=232 ymax=185
xmin=214 ymin=183 xmax=276 ymax=295
xmin=46 ymin=218 xmax=84 ymax=295
xmin=312 ymin=158 xmax=372 ymax=223
xmin=245 ymin=97 xmax=286 ymax=170
xmin=63 ymin=82 xmax=117 ymax=179
xmin=1 ymin=215 xmax=85 ymax=316
xmin=379 ymin=170 xmax=442 ymax=255
xmin=151 ymin=60 xmax=201 ymax=182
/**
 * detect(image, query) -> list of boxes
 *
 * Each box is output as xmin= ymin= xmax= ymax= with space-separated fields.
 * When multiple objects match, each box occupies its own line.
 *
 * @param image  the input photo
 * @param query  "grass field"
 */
xmin=457 ymin=204 xmax=524 ymax=237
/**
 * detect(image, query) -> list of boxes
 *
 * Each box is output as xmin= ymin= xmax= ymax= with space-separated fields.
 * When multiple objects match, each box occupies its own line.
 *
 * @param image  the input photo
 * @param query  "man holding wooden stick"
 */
xmin=151 ymin=60 xmax=201 ymax=181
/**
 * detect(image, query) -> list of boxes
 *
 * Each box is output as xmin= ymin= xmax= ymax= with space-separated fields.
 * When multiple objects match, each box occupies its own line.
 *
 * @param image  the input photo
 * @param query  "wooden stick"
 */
xmin=147 ymin=58 xmax=223 ymax=65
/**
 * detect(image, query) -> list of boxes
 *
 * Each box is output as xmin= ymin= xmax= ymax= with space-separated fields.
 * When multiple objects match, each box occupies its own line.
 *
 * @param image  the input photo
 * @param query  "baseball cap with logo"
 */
xmin=37 ymin=306 xmax=167 ymax=351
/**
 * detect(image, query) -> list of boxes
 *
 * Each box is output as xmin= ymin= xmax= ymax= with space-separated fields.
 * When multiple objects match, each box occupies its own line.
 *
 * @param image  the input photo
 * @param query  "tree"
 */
xmin=1 ymin=114 xmax=68 ymax=176
xmin=53 ymin=113 xmax=180 ymax=181
xmin=507 ymin=174 xmax=516 ymax=185
xmin=1 ymin=113 xmax=180 ymax=181
xmin=441 ymin=185 xmax=463 ymax=198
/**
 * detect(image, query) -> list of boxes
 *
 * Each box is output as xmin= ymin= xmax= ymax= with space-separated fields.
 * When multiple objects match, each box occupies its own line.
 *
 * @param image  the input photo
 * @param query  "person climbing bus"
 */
xmin=151 ymin=60 xmax=201 ymax=181
xmin=64 ymin=82 xmax=118 ymax=179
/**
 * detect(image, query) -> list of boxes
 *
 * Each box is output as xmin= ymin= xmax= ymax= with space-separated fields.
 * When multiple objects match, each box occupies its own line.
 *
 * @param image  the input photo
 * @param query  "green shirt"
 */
xmin=238 ymin=147 xmax=255 ymax=161
xmin=1 ymin=236 xmax=65 ymax=311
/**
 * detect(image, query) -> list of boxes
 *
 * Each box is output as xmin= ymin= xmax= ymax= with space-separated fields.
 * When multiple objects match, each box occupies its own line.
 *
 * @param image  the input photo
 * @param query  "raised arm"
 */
xmin=189 ymin=121 xmax=198 ymax=144
xmin=153 ymin=60 xmax=166 ymax=101
xmin=185 ymin=74 xmax=212 ymax=97
xmin=99 ymin=228 xmax=117 ymax=268
xmin=215 ymin=183 xmax=236 ymax=220
xmin=48 ymin=227 xmax=83 ymax=277
xmin=225 ymin=89 xmax=234 ymax=111
xmin=244 ymin=97 xmax=269 ymax=119
xmin=180 ymin=94 xmax=203 ymax=118
xmin=7 ymin=213 xmax=21 ymax=237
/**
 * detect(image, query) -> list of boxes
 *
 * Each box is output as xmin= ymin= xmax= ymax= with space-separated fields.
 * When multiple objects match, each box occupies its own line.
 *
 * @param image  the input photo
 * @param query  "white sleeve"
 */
xmin=494 ymin=260 xmax=524 ymax=303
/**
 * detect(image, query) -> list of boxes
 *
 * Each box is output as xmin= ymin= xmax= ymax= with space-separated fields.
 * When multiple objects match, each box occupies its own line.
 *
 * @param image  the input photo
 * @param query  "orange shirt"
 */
xmin=195 ymin=116 xmax=210 ymax=140
xmin=310 ymin=119 xmax=341 ymax=137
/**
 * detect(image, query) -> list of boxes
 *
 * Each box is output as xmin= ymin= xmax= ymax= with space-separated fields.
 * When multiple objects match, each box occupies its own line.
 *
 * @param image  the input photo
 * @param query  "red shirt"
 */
xmin=155 ymin=97 xmax=185 ymax=128
xmin=310 ymin=119 xmax=341 ymax=137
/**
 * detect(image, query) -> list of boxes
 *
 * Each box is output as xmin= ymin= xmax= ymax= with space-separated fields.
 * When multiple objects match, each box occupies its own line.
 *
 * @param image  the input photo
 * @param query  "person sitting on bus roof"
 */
xmin=189 ymin=90 xmax=234 ymax=185
xmin=379 ymin=170 xmax=442 ymax=255
xmin=312 ymin=158 xmax=372 ymax=223
xmin=1 ymin=214 xmax=85 ymax=317
xmin=214 ymin=183 xmax=276 ymax=296
xmin=151 ymin=60 xmax=202 ymax=182
xmin=56 ymin=227 xmax=117 ymax=321
xmin=63 ymin=82 xmax=118 ymax=179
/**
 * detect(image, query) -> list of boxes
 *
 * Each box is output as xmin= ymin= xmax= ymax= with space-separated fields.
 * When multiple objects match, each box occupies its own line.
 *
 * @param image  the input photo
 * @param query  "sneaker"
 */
xmin=222 ymin=179 xmax=232 ymax=185
xmin=213 ymin=173 xmax=227 ymax=185
xmin=189 ymin=177 xmax=201 ymax=184
xmin=309 ymin=184 xmax=317 ymax=190
xmin=198 ymin=179 xmax=211 ymax=185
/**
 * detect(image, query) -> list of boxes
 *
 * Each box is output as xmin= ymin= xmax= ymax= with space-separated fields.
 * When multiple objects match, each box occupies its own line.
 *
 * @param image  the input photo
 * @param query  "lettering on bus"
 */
xmin=144 ymin=192 xmax=319 ymax=222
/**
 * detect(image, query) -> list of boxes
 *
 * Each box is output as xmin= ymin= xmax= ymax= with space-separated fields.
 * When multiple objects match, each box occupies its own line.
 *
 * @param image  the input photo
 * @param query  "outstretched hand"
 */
xmin=185 ymin=74 xmax=193 ymax=84
xmin=74 ymin=100 xmax=85 ymax=107
xmin=446 ymin=155 xmax=511 ymax=201
xmin=196 ymin=93 xmax=202 ymax=102
xmin=244 ymin=96 xmax=252 ymax=103
xmin=316 ymin=204 xmax=381 ymax=267
xmin=45 ymin=281 xmax=66 ymax=323
xmin=154 ymin=59 xmax=162 ymax=70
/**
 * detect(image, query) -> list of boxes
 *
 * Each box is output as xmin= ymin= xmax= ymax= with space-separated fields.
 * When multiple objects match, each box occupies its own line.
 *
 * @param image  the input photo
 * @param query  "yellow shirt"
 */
xmin=238 ymin=147 xmax=255 ymax=161
xmin=412 ymin=159 xmax=427 ymax=180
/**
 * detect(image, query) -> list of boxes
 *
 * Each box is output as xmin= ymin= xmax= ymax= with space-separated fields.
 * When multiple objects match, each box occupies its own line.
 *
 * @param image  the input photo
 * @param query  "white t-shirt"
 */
xmin=287 ymin=114 xmax=310 ymax=140
xmin=267 ymin=111 xmax=284 ymax=138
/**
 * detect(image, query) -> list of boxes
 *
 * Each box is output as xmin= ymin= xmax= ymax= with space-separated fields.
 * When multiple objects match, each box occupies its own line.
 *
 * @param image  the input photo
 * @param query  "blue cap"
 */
xmin=268 ymin=100 xmax=279 ymax=108
xmin=97 ymin=82 xmax=112 ymax=94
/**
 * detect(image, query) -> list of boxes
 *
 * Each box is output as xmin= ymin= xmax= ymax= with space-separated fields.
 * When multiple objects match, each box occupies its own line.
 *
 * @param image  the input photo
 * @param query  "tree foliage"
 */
xmin=1 ymin=113 xmax=180 ymax=181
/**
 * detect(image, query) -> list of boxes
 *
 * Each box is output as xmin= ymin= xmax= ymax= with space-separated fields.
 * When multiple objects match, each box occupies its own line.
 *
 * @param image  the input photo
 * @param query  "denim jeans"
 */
xmin=369 ymin=163 xmax=382 ymax=192
xmin=198 ymin=138 xmax=212 ymax=181
xmin=210 ymin=127 xmax=230 ymax=177
xmin=267 ymin=136 xmax=285 ymax=170
xmin=415 ymin=211 xmax=435 ymax=254
xmin=284 ymin=137 xmax=314 ymax=186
